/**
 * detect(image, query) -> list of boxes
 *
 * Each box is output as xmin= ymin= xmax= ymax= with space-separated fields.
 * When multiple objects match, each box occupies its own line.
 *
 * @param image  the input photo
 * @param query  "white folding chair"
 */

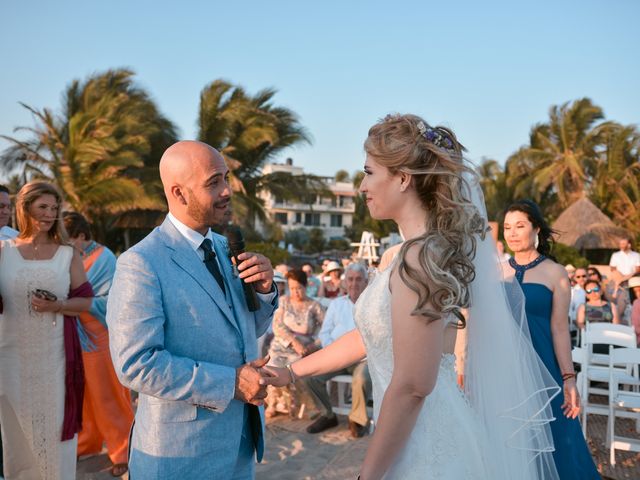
xmin=572 ymin=347 xmax=586 ymax=397
xmin=607 ymin=346 xmax=640 ymax=466
xmin=580 ymin=323 xmax=636 ymax=436
xmin=326 ymin=374 xmax=354 ymax=416
xmin=326 ymin=373 xmax=375 ymax=432
xmin=582 ymin=323 xmax=636 ymax=364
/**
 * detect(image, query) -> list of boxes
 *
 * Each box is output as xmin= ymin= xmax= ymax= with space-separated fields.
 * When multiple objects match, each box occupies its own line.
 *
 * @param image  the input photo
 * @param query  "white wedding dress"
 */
xmin=354 ymin=265 xmax=490 ymax=479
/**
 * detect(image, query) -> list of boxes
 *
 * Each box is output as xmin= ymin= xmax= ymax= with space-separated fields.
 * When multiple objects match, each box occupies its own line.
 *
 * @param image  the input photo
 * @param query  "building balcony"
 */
xmin=269 ymin=202 xmax=354 ymax=213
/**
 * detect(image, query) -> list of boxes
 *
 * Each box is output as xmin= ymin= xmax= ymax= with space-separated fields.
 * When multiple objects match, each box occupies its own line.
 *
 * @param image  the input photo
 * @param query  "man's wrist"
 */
xmin=255 ymin=281 xmax=275 ymax=295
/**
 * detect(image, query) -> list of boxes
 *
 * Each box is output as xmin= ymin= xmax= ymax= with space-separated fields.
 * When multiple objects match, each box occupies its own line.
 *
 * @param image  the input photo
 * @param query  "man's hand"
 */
xmin=235 ymin=252 xmax=274 ymax=294
xmin=234 ymin=356 xmax=275 ymax=406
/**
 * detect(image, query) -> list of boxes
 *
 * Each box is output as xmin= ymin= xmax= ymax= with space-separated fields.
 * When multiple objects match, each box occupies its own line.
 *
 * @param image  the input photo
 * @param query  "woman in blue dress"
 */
xmin=503 ymin=199 xmax=600 ymax=479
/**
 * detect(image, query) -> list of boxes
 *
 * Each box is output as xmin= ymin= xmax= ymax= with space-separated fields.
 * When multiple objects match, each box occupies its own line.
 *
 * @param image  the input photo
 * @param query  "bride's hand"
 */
xmin=259 ymin=366 xmax=290 ymax=388
xmin=561 ymin=378 xmax=580 ymax=419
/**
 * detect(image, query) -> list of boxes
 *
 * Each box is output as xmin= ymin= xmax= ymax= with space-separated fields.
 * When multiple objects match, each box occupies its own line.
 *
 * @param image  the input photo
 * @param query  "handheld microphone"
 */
xmin=224 ymin=225 xmax=260 ymax=312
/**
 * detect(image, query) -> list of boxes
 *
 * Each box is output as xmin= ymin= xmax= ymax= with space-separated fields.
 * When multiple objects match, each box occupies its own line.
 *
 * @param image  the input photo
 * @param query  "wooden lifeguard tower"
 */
xmin=351 ymin=231 xmax=380 ymax=266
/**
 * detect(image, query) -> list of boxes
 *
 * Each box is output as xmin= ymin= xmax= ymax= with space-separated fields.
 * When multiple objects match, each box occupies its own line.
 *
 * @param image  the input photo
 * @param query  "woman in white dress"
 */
xmin=0 ymin=181 xmax=91 ymax=480
xmin=265 ymin=114 xmax=560 ymax=479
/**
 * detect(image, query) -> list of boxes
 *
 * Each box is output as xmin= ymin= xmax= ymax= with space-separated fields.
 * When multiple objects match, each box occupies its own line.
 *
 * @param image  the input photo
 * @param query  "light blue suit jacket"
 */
xmin=107 ymin=218 xmax=277 ymax=479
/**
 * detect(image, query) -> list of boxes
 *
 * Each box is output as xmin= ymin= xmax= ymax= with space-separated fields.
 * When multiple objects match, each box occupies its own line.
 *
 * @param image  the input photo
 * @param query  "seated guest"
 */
xmin=588 ymin=266 xmax=630 ymax=324
xmin=304 ymin=263 xmax=372 ymax=437
xmin=266 ymin=269 xmax=325 ymax=417
xmin=577 ymin=279 xmax=620 ymax=354
xmin=302 ymin=263 xmax=322 ymax=298
xmin=568 ymin=267 xmax=587 ymax=345
xmin=318 ymin=261 xmax=345 ymax=299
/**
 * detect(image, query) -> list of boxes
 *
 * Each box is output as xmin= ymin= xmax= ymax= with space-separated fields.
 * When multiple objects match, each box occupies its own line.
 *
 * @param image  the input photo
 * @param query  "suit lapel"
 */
xmin=159 ymin=219 xmax=240 ymax=336
xmin=213 ymin=236 xmax=247 ymax=340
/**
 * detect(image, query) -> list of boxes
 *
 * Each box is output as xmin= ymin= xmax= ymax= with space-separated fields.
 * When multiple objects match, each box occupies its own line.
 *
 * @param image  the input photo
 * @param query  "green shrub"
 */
xmin=551 ymin=242 xmax=589 ymax=268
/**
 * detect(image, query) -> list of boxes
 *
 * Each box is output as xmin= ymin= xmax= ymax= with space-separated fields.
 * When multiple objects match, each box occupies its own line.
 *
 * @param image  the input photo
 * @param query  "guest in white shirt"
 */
xmin=0 ymin=185 xmax=18 ymax=240
xmin=610 ymin=237 xmax=640 ymax=285
xmin=303 ymin=263 xmax=372 ymax=438
xmin=568 ymin=268 xmax=587 ymax=344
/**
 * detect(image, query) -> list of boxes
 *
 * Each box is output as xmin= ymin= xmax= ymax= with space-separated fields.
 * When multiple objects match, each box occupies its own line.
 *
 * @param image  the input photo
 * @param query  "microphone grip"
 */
xmin=242 ymin=279 xmax=260 ymax=312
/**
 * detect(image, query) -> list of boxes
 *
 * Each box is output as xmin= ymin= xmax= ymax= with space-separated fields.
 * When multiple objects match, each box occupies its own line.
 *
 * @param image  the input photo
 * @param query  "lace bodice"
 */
xmin=354 ymin=266 xmax=488 ymax=479
xmin=354 ymin=267 xmax=459 ymax=413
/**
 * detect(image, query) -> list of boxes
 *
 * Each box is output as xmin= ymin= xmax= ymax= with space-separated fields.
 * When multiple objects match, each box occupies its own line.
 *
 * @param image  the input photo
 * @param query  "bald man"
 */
xmin=107 ymin=141 xmax=279 ymax=479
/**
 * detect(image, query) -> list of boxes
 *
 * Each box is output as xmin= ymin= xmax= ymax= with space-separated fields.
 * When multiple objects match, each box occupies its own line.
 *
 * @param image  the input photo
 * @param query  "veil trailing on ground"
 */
xmin=463 ymin=172 xmax=560 ymax=479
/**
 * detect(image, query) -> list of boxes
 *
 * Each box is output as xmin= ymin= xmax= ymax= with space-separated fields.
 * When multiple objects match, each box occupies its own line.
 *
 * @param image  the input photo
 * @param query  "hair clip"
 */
xmin=417 ymin=121 xmax=454 ymax=150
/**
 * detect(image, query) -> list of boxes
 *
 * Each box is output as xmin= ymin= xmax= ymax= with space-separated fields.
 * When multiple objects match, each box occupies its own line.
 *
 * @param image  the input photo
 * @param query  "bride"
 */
xmin=265 ymin=114 xmax=561 ymax=479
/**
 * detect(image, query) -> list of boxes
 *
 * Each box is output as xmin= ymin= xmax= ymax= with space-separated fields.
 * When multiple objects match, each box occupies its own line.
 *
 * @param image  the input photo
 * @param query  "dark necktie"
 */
xmin=200 ymin=238 xmax=226 ymax=294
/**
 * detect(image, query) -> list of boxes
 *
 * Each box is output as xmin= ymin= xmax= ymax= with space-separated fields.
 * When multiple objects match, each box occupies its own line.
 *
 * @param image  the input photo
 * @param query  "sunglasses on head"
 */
xmin=585 ymin=286 xmax=601 ymax=294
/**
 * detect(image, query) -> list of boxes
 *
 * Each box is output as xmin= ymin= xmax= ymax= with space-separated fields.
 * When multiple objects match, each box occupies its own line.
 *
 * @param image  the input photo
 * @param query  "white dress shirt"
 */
xmin=610 ymin=250 xmax=640 ymax=277
xmin=166 ymin=213 xmax=276 ymax=301
xmin=167 ymin=212 xmax=216 ymax=261
xmin=569 ymin=285 xmax=586 ymax=325
xmin=318 ymin=295 xmax=357 ymax=347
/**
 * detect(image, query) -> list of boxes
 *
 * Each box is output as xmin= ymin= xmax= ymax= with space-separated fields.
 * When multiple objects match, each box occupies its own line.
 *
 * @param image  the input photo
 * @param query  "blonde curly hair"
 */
xmin=364 ymin=114 xmax=487 ymax=327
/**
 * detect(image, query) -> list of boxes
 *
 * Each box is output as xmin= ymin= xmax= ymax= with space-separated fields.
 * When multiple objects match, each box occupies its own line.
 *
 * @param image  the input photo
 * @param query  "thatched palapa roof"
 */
xmin=552 ymin=197 xmax=628 ymax=250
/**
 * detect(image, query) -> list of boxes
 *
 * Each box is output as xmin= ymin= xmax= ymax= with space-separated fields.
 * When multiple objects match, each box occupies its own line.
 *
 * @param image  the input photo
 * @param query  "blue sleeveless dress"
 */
xmin=510 ymin=257 xmax=601 ymax=480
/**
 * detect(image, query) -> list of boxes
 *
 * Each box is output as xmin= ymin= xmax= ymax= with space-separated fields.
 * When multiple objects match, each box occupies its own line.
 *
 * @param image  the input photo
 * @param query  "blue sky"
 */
xmin=1 ymin=0 xmax=638 ymax=179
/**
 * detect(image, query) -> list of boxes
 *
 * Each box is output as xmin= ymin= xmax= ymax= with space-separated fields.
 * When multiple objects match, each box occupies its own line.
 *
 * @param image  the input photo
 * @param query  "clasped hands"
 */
xmin=233 ymin=356 xmax=293 ymax=406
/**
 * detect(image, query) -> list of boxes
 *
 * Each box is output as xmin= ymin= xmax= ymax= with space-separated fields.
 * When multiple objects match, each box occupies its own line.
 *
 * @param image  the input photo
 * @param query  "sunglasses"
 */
xmin=585 ymin=287 xmax=601 ymax=294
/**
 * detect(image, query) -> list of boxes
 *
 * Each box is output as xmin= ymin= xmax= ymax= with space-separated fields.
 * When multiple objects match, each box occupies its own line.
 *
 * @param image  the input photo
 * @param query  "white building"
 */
xmin=258 ymin=159 xmax=356 ymax=240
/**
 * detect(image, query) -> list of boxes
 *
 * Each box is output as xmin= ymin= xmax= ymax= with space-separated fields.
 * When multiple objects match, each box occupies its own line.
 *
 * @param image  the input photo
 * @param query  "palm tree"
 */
xmin=475 ymin=158 xmax=513 ymax=221
xmin=590 ymin=123 xmax=640 ymax=238
xmin=197 ymin=79 xmax=328 ymax=233
xmin=505 ymin=98 xmax=607 ymax=216
xmin=335 ymin=169 xmax=350 ymax=182
xmin=1 ymin=68 xmax=178 ymax=243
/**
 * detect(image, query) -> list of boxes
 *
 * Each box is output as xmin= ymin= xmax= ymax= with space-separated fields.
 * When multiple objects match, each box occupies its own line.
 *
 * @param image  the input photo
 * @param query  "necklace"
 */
xmin=32 ymin=241 xmax=41 ymax=260
xmin=509 ymin=255 xmax=547 ymax=284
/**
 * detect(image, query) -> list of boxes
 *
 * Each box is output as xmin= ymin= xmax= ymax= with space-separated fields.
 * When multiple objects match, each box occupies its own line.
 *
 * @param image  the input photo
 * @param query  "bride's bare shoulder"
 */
xmin=379 ymin=243 xmax=402 ymax=272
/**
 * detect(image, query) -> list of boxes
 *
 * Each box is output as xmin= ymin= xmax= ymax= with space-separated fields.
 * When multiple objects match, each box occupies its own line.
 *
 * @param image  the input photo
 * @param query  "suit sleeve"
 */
xmin=254 ymin=285 xmax=279 ymax=338
xmin=107 ymin=250 xmax=236 ymax=412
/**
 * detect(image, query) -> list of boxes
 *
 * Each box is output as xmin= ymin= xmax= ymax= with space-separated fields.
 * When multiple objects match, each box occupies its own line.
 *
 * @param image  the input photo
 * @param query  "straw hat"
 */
xmin=629 ymin=277 xmax=640 ymax=289
xmin=324 ymin=261 xmax=342 ymax=274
